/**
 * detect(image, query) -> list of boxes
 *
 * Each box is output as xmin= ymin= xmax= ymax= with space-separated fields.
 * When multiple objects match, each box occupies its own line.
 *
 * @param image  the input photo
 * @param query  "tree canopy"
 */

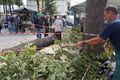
xmin=0 ymin=0 xmax=23 ymax=7
xmin=42 ymin=0 xmax=57 ymax=15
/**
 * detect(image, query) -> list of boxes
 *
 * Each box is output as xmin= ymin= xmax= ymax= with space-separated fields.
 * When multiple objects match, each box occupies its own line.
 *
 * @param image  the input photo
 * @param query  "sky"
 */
xmin=22 ymin=0 xmax=86 ymax=7
xmin=0 ymin=0 xmax=86 ymax=10
xmin=70 ymin=0 xmax=86 ymax=6
xmin=22 ymin=0 xmax=27 ymax=7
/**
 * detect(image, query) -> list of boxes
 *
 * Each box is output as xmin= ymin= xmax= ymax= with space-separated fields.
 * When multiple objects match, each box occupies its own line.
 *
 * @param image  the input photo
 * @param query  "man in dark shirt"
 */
xmin=0 ymin=24 xmax=2 ymax=33
xmin=34 ymin=16 xmax=43 ymax=38
xmin=43 ymin=15 xmax=52 ymax=37
xmin=73 ymin=5 xmax=120 ymax=80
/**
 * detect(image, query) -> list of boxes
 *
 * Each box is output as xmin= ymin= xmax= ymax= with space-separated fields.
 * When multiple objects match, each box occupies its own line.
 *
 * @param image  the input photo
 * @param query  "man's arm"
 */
xmin=75 ymin=35 xmax=105 ymax=47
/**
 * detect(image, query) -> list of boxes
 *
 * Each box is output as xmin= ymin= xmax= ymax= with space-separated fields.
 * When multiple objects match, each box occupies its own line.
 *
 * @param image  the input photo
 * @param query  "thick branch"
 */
xmin=2 ymin=34 xmax=56 ymax=54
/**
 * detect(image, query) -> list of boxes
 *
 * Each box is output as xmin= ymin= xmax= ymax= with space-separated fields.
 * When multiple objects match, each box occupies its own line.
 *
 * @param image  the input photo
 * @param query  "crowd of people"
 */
xmin=33 ymin=15 xmax=67 ymax=39
xmin=0 ymin=13 xmax=78 ymax=40
xmin=0 ymin=14 xmax=21 ymax=34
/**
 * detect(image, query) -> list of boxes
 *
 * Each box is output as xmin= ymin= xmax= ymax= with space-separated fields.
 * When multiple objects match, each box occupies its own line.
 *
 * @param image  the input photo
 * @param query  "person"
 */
xmin=53 ymin=16 xmax=63 ymax=40
xmin=43 ymin=15 xmax=52 ymax=37
xmin=80 ymin=18 xmax=85 ymax=32
xmin=69 ymin=5 xmax=120 ymax=80
xmin=60 ymin=16 xmax=66 ymax=27
xmin=66 ymin=15 xmax=74 ymax=28
xmin=0 ymin=16 xmax=2 ymax=33
xmin=7 ymin=15 xmax=16 ymax=34
xmin=15 ymin=15 xmax=21 ymax=33
xmin=34 ymin=16 xmax=44 ymax=38
xmin=0 ymin=24 xmax=2 ymax=33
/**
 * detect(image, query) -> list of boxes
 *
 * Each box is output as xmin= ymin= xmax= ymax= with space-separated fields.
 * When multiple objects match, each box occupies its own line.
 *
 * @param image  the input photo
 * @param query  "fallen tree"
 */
xmin=2 ymin=34 xmax=56 ymax=54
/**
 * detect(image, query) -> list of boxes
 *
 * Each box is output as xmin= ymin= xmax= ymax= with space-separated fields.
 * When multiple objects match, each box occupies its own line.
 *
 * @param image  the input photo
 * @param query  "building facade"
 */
xmin=55 ymin=0 xmax=68 ymax=15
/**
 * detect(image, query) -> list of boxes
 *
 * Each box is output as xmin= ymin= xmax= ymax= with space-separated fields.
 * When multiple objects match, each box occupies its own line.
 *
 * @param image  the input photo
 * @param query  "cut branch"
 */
xmin=2 ymin=34 xmax=56 ymax=54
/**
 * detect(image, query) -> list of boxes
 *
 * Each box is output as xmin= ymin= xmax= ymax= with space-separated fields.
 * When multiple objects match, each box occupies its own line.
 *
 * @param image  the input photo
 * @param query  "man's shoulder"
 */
xmin=108 ymin=19 xmax=120 ymax=26
xmin=111 ymin=19 xmax=120 ymax=23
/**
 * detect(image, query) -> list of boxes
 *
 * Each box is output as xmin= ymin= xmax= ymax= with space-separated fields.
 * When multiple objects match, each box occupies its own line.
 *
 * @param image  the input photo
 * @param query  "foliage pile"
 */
xmin=0 ymin=45 xmax=74 ymax=80
xmin=0 ymin=28 xmax=113 ymax=80
xmin=55 ymin=28 xmax=113 ymax=80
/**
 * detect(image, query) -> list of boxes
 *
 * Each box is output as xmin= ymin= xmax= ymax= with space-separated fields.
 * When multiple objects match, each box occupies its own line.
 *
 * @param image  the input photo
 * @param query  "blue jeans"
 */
xmin=35 ymin=28 xmax=42 ymax=38
xmin=112 ymin=49 xmax=120 ymax=80
xmin=8 ymin=22 xmax=16 ymax=33
xmin=8 ymin=22 xmax=12 ymax=33
xmin=66 ymin=21 xmax=70 ymax=28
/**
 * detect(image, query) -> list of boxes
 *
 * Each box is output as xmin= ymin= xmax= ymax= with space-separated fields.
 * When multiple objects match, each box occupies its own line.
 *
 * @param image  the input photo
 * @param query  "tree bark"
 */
xmin=8 ymin=4 xmax=12 ymax=15
xmin=42 ymin=0 xmax=44 ymax=11
xmin=5 ymin=4 xmax=8 ymax=18
xmin=36 ymin=0 xmax=40 ymax=11
xmin=11 ymin=0 xmax=14 ymax=10
xmin=3 ymin=4 xmax=6 ymax=14
xmin=2 ymin=34 xmax=56 ymax=54
xmin=85 ymin=0 xmax=107 ymax=35
xmin=8 ymin=0 xmax=12 ymax=15
xmin=84 ymin=0 xmax=107 ymax=52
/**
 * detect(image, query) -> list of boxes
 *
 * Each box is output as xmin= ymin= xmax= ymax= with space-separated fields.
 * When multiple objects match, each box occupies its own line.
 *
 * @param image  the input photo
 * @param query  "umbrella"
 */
xmin=13 ymin=7 xmax=37 ymax=13
xmin=36 ymin=12 xmax=44 ymax=17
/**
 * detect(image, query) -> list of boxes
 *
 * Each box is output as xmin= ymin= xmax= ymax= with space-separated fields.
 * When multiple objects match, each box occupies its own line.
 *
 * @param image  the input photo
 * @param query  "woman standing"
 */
xmin=53 ymin=16 xmax=63 ymax=40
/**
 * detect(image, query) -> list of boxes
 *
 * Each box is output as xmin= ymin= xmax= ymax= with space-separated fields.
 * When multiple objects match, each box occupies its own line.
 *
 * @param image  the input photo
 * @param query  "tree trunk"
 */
xmin=42 ymin=0 xmax=44 ymax=11
xmin=8 ymin=0 xmax=12 ymax=15
xmin=11 ymin=0 xmax=14 ymax=10
xmin=3 ymin=4 xmax=6 ymax=14
xmin=5 ymin=4 xmax=8 ymax=18
xmin=8 ymin=4 xmax=12 ymax=15
xmin=36 ymin=0 xmax=40 ymax=11
xmin=12 ymin=4 xmax=14 ymax=10
xmin=84 ymin=0 xmax=107 ymax=52
xmin=2 ymin=34 xmax=56 ymax=54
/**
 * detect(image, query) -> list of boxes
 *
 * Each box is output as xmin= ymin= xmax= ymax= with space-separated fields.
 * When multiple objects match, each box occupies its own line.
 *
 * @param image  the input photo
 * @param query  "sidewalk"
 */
xmin=0 ymin=28 xmax=36 ymax=51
